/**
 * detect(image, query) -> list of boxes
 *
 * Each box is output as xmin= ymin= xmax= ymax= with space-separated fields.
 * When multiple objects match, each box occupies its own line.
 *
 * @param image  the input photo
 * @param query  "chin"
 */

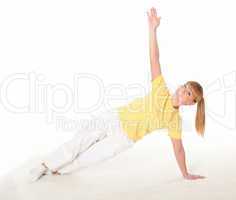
xmin=176 ymin=95 xmax=183 ymax=104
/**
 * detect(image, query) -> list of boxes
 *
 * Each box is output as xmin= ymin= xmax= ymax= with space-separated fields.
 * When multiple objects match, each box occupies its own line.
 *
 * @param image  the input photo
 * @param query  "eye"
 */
xmin=184 ymin=84 xmax=191 ymax=96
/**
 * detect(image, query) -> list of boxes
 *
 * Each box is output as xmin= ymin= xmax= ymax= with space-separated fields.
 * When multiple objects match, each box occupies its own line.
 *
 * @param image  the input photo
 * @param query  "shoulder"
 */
xmin=168 ymin=111 xmax=182 ymax=129
xmin=151 ymin=74 xmax=165 ymax=87
xmin=151 ymin=74 xmax=169 ymax=94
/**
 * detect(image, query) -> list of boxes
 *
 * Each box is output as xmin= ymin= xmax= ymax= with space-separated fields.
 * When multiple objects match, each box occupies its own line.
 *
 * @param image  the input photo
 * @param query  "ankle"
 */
xmin=41 ymin=163 xmax=49 ymax=170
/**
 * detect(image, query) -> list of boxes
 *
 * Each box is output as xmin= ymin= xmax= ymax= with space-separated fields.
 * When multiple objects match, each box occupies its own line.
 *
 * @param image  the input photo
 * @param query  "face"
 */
xmin=175 ymin=83 xmax=196 ymax=106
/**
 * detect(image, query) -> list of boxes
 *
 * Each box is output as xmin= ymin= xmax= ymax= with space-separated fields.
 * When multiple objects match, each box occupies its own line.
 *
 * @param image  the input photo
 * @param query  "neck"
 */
xmin=171 ymin=94 xmax=180 ymax=110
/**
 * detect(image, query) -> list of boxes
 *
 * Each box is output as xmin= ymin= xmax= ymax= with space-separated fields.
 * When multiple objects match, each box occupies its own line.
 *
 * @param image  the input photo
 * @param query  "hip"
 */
xmin=92 ymin=108 xmax=135 ymax=143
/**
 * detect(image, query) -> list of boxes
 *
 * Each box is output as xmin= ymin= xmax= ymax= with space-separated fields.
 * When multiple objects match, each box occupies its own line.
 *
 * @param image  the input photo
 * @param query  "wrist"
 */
xmin=149 ymin=26 xmax=157 ymax=33
xmin=182 ymin=172 xmax=189 ymax=178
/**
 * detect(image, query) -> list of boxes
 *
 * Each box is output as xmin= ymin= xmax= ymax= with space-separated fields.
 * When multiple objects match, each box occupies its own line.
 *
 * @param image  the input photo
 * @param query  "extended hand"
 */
xmin=183 ymin=173 xmax=206 ymax=180
xmin=147 ymin=7 xmax=161 ymax=31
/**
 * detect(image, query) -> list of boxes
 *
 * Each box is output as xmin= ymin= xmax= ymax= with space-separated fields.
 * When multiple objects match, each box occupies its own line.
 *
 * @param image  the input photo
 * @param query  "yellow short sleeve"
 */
xmin=168 ymin=114 xmax=182 ymax=139
xmin=151 ymin=74 xmax=166 ymax=91
xmin=151 ymin=74 xmax=169 ymax=107
xmin=151 ymin=74 xmax=169 ymax=99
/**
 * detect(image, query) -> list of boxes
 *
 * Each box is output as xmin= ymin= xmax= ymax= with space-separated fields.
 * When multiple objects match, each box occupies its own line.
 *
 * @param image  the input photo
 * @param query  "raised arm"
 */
xmin=147 ymin=7 xmax=161 ymax=81
xmin=170 ymin=138 xmax=206 ymax=180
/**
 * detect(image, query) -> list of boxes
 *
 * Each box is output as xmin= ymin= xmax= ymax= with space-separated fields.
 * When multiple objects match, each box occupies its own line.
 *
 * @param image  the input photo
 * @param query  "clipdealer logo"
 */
xmin=0 ymin=70 xmax=235 ymax=132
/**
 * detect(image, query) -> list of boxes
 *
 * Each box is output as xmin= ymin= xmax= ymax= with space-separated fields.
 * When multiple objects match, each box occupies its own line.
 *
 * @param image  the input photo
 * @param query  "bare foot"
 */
xmin=52 ymin=171 xmax=61 ymax=175
xmin=40 ymin=163 xmax=49 ymax=175
xmin=42 ymin=162 xmax=61 ymax=175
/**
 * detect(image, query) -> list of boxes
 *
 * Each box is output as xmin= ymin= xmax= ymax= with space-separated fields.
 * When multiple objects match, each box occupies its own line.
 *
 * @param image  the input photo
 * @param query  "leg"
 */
xmin=43 ymin=128 xmax=108 ymax=172
xmin=28 ymin=128 xmax=108 ymax=182
xmin=28 ymin=108 xmax=131 ymax=181
xmin=58 ymin=131 xmax=134 ymax=174
xmin=41 ymin=108 xmax=116 ymax=172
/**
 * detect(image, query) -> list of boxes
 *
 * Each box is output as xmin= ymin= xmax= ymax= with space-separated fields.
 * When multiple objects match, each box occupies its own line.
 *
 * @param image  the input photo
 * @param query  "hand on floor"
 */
xmin=183 ymin=173 xmax=206 ymax=180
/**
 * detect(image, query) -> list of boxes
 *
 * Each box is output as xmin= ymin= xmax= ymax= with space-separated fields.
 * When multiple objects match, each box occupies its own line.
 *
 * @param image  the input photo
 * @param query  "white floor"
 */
xmin=1 ymin=132 xmax=236 ymax=200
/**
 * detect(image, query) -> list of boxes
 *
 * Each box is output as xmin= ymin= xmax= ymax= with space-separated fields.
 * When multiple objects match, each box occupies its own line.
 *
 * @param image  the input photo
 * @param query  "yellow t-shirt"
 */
xmin=117 ymin=74 xmax=182 ymax=142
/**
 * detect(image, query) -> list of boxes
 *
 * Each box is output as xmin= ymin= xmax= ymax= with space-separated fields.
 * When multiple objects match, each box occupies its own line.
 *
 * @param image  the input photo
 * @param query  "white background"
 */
xmin=0 ymin=0 xmax=235 ymax=177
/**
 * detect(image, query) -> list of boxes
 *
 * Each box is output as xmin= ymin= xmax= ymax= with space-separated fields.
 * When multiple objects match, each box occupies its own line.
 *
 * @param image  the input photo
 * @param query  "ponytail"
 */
xmin=195 ymin=97 xmax=205 ymax=136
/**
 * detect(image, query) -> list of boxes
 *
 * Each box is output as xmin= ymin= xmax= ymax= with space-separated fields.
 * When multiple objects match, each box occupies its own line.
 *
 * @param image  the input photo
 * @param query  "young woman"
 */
xmin=29 ymin=7 xmax=206 ymax=182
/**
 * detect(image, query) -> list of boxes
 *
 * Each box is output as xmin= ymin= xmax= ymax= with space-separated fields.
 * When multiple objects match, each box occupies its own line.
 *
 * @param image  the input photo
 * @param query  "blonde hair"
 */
xmin=186 ymin=81 xmax=205 ymax=137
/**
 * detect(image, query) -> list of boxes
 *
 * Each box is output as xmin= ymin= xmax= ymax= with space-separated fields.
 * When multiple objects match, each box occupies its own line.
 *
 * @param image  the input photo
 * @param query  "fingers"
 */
xmin=185 ymin=174 xmax=206 ymax=180
xmin=147 ymin=7 xmax=157 ymax=17
xmin=195 ymin=174 xmax=206 ymax=178
xmin=147 ymin=7 xmax=161 ymax=23
xmin=147 ymin=7 xmax=160 ymax=18
xmin=198 ymin=175 xmax=206 ymax=179
xmin=151 ymin=7 xmax=157 ymax=16
xmin=192 ymin=175 xmax=206 ymax=180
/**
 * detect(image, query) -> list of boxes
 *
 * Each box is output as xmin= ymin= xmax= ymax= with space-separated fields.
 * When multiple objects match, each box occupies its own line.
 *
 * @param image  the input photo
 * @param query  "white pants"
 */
xmin=43 ymin=108 xmax=135 ymax=174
